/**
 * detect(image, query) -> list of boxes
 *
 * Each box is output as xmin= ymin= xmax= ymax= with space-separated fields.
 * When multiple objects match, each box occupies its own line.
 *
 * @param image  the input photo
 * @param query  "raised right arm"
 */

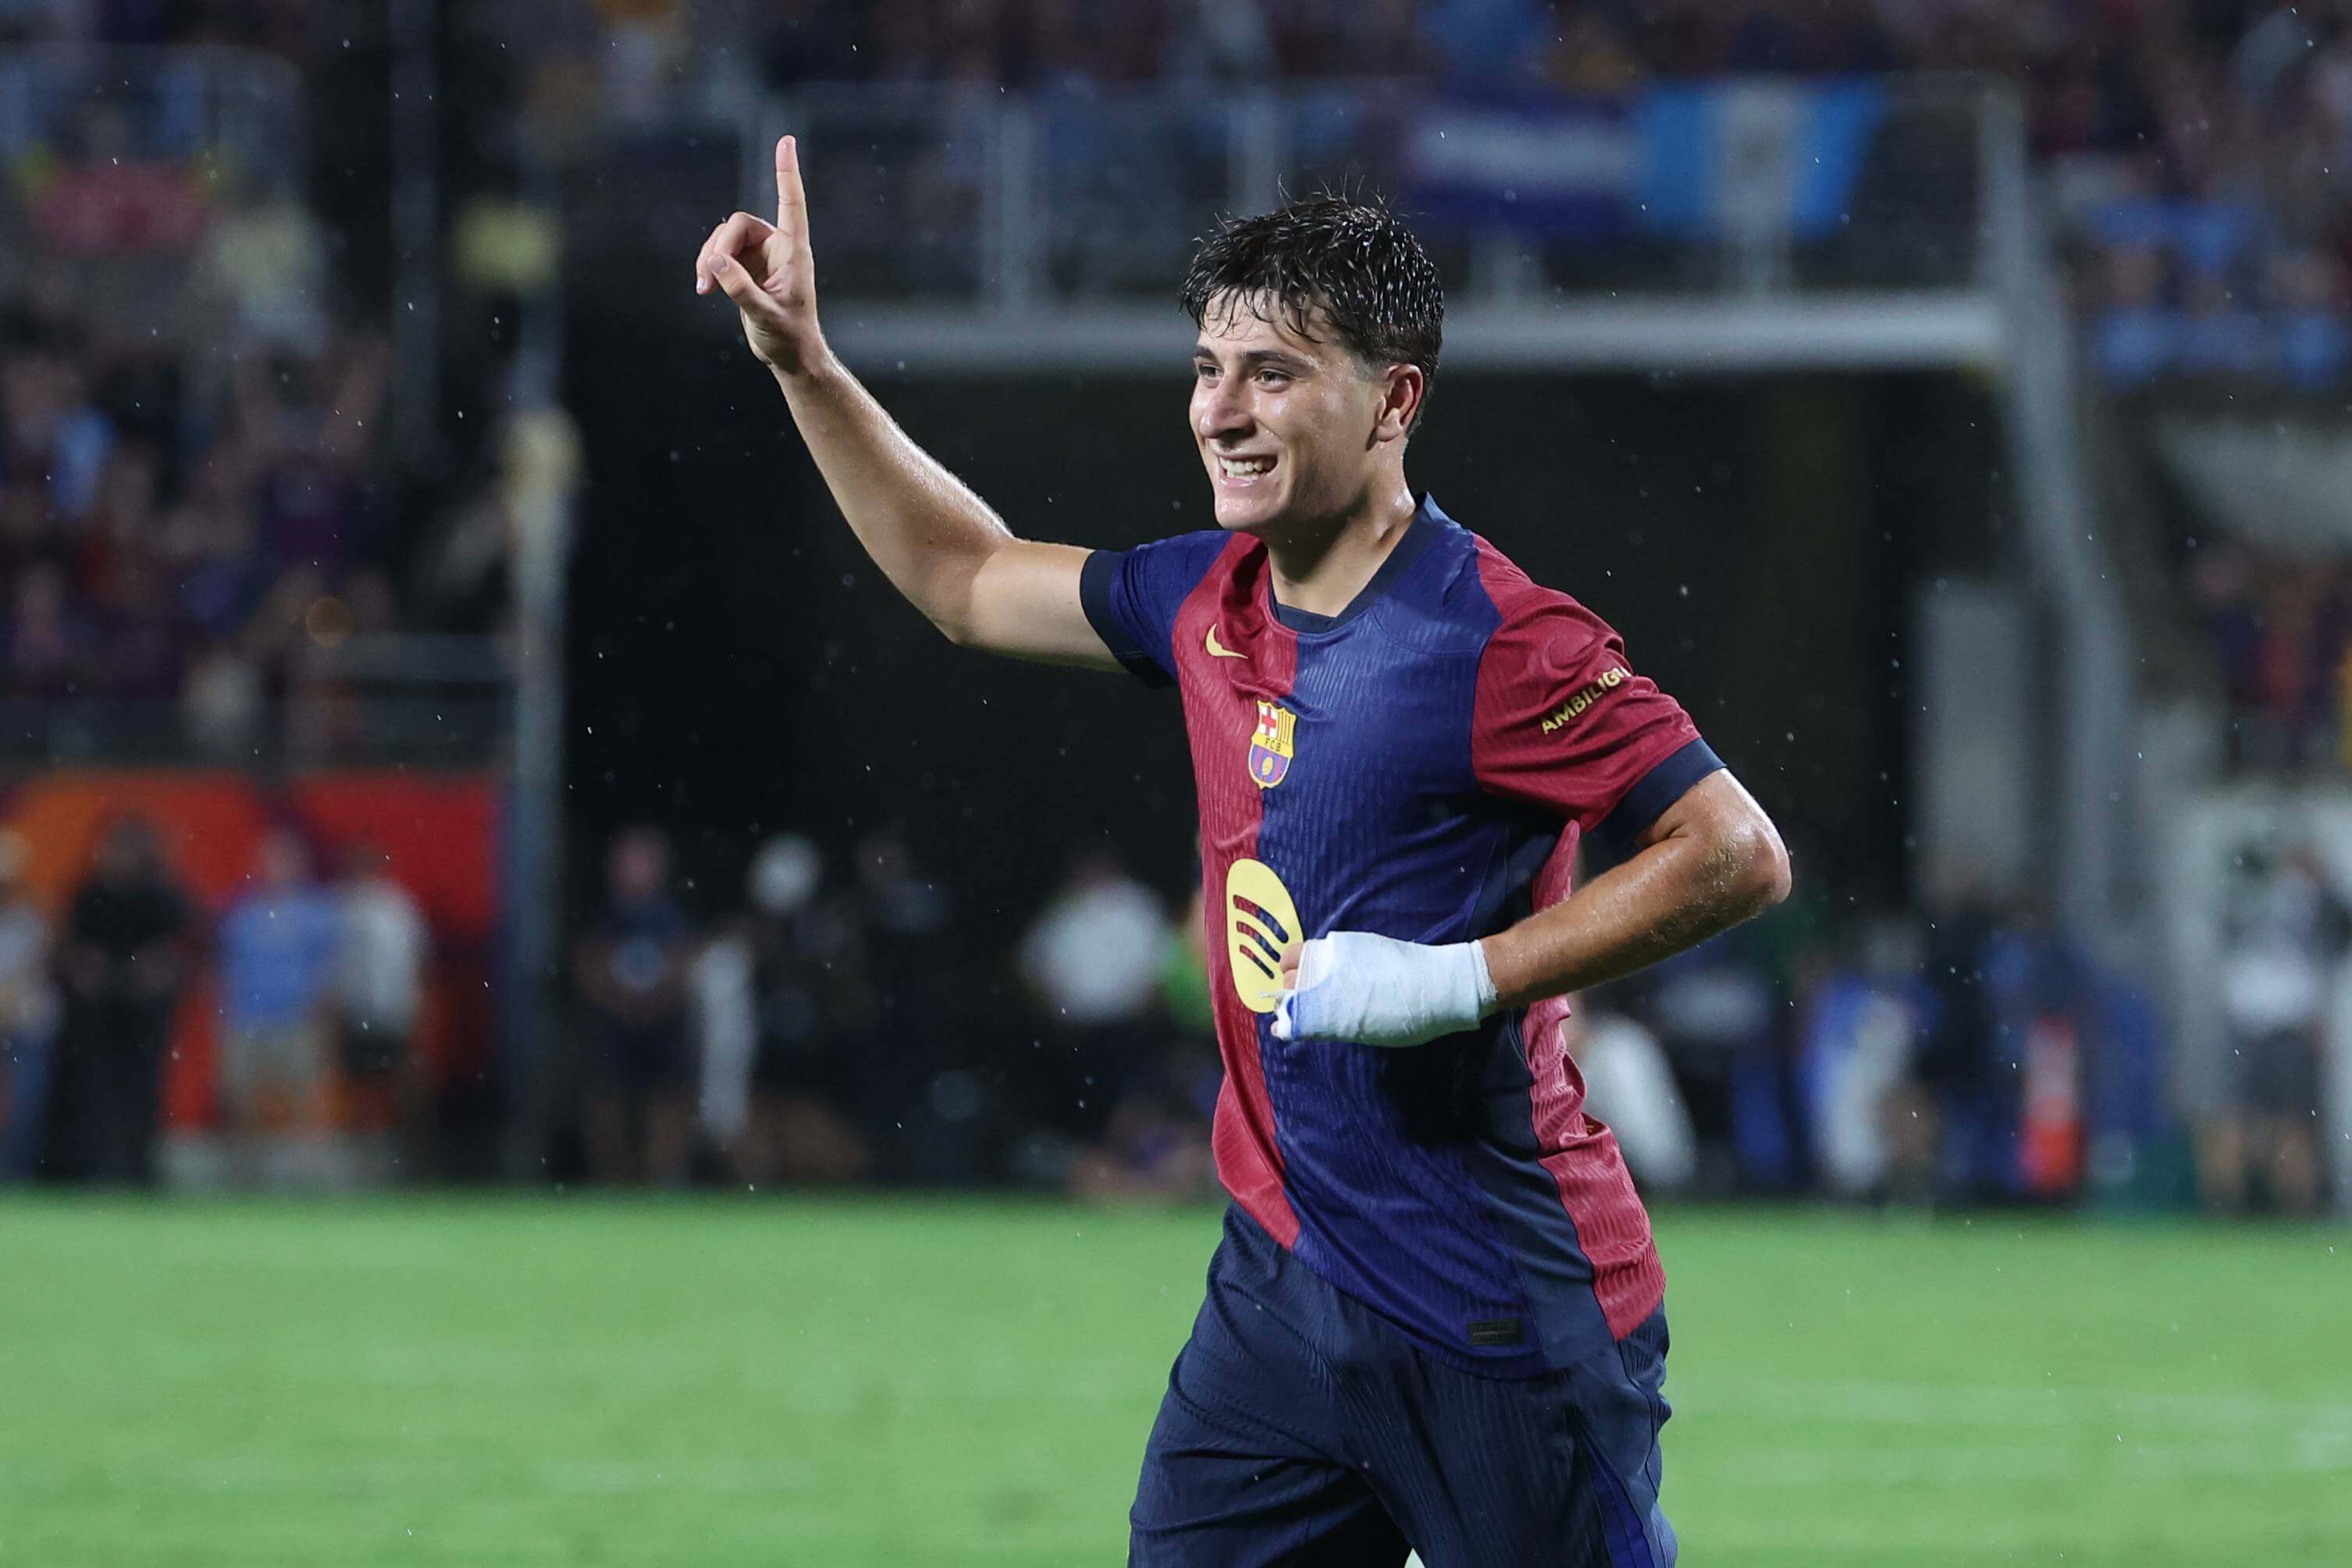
xmin=696 ymin=136 xmax=1116 ymax=668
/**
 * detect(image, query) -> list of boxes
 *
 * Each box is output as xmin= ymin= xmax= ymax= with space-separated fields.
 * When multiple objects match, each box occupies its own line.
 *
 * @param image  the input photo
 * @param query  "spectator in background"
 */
xmin=0 ymin=829 xmax=61 ymax=1180
xmin=0 ymin=332 xmax=115 ymax=524
xmin=193 ymin=161 xmax=329 ymax=357
xmin=1638 ymin=929 xmax=1784 ymax=1190
xmin=1564 ymin=1000 xmax=1697 ymax=1196
xmin=575 ymin=825 xmax=696 ymax=1186
xmin=1018 ymin=851 xmax=1169 ymax=1143
xmin=848 ymin=828 xmax=954 ymax=1168
xmin=699 ymin=833 xmax=875 ymax=1187
xmin=2251 ymin=560 xmax=2352 ymax=769
xmin=2088 ymin=243 xmax=2173 ymax=386
xmin=5 ymin=561 xmax=95 ymax=699
xmin=2204 ymin=842 xmax=2347 ymax=1215
xmin=217 ymin=828 xmax=343 ymax=1184
xmin=1898 ymin=892 xmax=2002 ymax=1205
xmin=596 ymin=0 xmax=690 ymax=126
xmin=234 ymin=339 xmax=387 ymax=585
xmin=1070 ymin=880 xmax=1218 ymax=1203
xmin=332 ymin=841 xmax=429 ymax=1172
xmin=48 ymin=817 xmax=194 ymax=1184
xmin=1978 ymin=896 xmax=2098 ymax=1200
xmin=1798 ymin=916 xmax=1929 ymax=1201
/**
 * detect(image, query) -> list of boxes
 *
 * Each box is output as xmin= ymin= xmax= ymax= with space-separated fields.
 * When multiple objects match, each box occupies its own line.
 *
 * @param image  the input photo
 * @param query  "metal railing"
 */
xmin=0 ymin=635 xmax=508 ymax=769
xmin=748 ymin=77 xmax=1991 ymax=308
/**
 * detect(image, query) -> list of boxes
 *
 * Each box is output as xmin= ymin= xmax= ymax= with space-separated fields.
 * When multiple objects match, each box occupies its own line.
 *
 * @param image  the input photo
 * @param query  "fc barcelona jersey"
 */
xmin=1080 ymin=495 xmax=1723 ymax=1374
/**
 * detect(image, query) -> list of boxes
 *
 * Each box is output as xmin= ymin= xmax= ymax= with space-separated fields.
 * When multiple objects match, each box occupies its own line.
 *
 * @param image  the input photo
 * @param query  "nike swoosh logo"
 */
xmin=1204 ymin=626 xmax=1247 ymax=660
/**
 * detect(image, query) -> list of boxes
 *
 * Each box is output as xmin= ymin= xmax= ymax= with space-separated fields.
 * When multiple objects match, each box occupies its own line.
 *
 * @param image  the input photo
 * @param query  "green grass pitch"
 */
xmin=1 ymin=1196 xmax=2345 ymax=1565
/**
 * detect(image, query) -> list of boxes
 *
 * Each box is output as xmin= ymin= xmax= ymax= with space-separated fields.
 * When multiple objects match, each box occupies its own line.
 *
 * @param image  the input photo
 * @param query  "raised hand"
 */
xmin=695 ymin=134 xmax=824 ymax=377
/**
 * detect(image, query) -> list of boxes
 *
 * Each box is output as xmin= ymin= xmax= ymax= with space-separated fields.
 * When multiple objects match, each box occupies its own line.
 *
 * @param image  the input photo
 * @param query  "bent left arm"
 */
xmin=1477 ymin=769 xmax=1790 ymax=1010
xmin=1272 ymin=771 xmax=1790 ymax=1047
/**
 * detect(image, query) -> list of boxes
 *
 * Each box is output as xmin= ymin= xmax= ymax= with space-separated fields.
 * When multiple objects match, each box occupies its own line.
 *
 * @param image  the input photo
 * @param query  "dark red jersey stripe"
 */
xmin=1172 ymin=536 xmax=1301 ymax=1248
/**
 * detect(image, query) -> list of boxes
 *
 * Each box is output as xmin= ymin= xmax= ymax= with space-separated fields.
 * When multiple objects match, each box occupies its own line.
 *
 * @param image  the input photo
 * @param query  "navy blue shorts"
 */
xmin=1130 ymin=1207 xmax=1674 ymax=1567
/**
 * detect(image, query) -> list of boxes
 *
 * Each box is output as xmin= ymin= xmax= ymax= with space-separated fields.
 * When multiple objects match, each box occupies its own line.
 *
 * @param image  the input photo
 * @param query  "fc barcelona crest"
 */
xmin=1248 ymin=700 xmax=1297 ymax=788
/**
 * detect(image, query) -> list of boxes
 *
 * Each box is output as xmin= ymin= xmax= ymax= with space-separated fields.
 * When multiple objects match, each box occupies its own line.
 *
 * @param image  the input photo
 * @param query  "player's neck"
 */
xmin=1262 ymin=482 xmax=1418 ymax=619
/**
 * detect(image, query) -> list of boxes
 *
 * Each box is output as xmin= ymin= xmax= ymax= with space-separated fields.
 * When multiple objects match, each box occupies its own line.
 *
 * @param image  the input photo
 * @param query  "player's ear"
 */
xmin=1374 ymin=364 xmax=1422 ymax=445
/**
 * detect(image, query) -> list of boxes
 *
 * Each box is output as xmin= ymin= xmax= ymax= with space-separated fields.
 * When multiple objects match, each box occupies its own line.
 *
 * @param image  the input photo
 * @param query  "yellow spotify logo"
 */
xmin=1225 ymin=858 xmax=1303 ymax=1014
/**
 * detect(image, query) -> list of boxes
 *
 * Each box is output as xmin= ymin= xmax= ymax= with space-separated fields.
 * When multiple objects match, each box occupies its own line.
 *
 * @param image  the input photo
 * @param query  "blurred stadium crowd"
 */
xmin=2 ymin=283 xmax=403 ymax=758
xmin=0 ymin=816 xmax=426 ymax=1184
xmin=1 ymin=1 xmax=2348 ymax=1211
xmin=3 ymin=801 xmax=2332 ymax=1211
xmin=0 ymin=70 xmax=519 ymax=766
xmin=554 ymin=821 xmax=2160 ymax=1210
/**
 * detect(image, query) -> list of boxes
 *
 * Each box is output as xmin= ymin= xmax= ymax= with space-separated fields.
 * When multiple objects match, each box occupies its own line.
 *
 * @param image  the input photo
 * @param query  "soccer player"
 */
xmin=697 ymin=137 xmax=1790 ymax=1567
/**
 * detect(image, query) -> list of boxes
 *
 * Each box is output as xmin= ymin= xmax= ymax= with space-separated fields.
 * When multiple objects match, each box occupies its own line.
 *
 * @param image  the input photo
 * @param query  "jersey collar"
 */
xmin=1267 ymin=493 xmax=1450 ymax=635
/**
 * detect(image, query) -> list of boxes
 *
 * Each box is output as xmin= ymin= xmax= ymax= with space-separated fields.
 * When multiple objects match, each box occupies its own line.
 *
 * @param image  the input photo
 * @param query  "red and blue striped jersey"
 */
xmin=1080 ymin=495 xmax=1722 ymax=1374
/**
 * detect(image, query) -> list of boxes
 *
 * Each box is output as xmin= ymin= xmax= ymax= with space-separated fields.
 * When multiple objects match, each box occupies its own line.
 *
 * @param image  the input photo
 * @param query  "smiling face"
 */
xmin=1190 ymin=290 xmax=1419 ymax=538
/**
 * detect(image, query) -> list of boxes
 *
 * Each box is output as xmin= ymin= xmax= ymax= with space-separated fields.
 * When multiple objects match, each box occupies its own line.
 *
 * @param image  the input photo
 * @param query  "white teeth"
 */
xmin=1219 ymin=456 xmax=1272 ymax=478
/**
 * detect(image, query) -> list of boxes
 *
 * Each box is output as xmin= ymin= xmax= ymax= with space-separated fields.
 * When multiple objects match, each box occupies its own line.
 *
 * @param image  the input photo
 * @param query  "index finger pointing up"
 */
xmin=774 ymin=134 xmax=804 ymax=233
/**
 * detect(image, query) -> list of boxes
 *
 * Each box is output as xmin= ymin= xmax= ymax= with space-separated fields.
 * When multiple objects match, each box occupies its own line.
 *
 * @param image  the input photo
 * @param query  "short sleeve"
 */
xmin=1471 ymin=591 xmax=1713 ymax=837
xmin=1080 ymin=532 xmax=1233 ymax=686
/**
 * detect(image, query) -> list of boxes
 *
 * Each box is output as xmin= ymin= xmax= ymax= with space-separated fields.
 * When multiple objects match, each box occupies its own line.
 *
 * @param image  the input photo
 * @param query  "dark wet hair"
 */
xmin=1179 ymin=194 xmax=1445 ymax=433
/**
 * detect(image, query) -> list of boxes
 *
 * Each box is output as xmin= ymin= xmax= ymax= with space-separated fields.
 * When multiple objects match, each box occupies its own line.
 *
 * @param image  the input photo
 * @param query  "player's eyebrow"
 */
xmin=1192 ymin=344 xmax=1317 ymax=374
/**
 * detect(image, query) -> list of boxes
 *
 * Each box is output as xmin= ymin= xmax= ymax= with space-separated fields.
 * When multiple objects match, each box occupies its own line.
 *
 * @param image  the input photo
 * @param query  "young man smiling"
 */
xmin=699 ymin=137 xmax=1790 ymax=1567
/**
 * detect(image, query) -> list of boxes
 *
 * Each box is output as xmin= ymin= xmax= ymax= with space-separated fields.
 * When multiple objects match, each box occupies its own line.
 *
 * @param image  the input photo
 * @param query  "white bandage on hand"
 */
xmin=1270 ymin=931 xmax=1500 ymax=1048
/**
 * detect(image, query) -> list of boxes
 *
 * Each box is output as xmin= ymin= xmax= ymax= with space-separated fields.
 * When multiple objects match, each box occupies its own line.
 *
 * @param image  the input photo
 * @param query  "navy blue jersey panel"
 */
xmin=1241 ymin=505 xmax=1607 ymax=1372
